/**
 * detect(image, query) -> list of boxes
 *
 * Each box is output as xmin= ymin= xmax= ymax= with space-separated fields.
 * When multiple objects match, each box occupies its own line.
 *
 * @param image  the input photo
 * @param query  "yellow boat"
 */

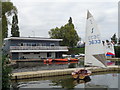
xmin=71 ymin=69 xmax=91 ymax=80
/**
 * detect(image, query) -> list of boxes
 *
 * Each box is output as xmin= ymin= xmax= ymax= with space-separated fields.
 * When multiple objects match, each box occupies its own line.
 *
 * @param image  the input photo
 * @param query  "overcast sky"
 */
xmin=10 ymin=0 xmax=118 ymax=41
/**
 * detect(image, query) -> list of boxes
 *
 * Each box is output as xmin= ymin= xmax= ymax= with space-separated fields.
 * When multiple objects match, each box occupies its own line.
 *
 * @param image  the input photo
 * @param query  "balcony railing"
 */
xmin=10 ymin=46 xmax=68 ymax=51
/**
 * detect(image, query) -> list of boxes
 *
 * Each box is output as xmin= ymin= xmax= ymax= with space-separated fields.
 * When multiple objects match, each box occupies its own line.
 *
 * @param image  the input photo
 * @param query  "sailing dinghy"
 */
xmin=72 ymin=10 xmax=107 ymax=80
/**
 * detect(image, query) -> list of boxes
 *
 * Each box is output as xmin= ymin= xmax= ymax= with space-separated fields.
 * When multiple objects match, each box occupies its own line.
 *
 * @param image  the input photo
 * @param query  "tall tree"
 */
xmin=118 ymin=38 xmax=120 ymax=45
xmin=111 ymin=33 xmax=117 ymax=44
xmin=49 ymin=17 xmax=80 ymax=47
xmin=11 ymin=13 xmax=19 ymax=37
xmin=2 ymin=1 xmax=17 ymax=39
xmin=1 ymin=1 xmax=17 ymax=89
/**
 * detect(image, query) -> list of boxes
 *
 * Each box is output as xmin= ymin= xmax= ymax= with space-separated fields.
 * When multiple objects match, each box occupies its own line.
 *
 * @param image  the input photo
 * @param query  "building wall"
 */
xmin=3 ymin=39 xmax=11 ymax=54
xmin=40 ymin=53 xmax=47 ymax=58
xmin=4 ymin=38 xmax=68 ymax=60
xmin=12 ymin=53 xmax=19 ymax=60
xmin=18 ymin=52 xmax=55 ymax=59
xmin=56 ymin=52 xmax=63 ymax=58
xmin=10 ymin=40 xmax=60 ymax=46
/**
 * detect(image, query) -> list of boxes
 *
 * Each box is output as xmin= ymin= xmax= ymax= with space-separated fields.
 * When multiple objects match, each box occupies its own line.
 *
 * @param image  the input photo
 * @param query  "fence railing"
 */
xmin=10 ymin=46 xmax=68 ymax=50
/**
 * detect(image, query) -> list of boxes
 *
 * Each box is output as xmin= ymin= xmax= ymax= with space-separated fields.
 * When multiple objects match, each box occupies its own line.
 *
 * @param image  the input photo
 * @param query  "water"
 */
xmin=11 ymin=59 xmax=119 ymax=89
xmin=12 ymin=73 xmax=119 ymax=89
xmin=12 ymin=58 xmax=118 ymax=73
xmin=12 ymin=59 xmax=84 ymax=73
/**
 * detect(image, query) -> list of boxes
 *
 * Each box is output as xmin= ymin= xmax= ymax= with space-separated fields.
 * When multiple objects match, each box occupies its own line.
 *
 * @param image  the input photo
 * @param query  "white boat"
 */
xmin=72 ymin=10 xmax=107 ymax=80
xmin=84 ymin=10 xmax=107 ymax=68
xmin=104 ymin=41 xmax=115 ymax=56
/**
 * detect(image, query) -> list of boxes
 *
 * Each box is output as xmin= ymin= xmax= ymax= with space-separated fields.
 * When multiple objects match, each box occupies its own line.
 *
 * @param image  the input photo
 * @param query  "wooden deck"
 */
xmin=12 ymin=65 xmax=119 ymax=80
xmin=107 ymin=58 xmax=120 ymax=61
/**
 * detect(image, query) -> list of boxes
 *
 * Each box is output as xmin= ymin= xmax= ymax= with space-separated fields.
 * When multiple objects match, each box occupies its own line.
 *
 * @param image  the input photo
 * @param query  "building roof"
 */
xmin=4 ymin=37 xmax=63 ymax=41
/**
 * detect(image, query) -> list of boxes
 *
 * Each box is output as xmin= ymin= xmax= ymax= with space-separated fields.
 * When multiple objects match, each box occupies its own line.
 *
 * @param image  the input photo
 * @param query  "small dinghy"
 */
xmin=72 ymin=11 xmax=107 ymax=80
xmin=72 ymin=69 xmax=91 ymax=80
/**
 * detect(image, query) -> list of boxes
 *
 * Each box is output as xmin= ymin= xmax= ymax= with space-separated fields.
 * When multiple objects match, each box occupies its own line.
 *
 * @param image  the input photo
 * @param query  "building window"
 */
xmin=27 ymin=43 xmax=31 ymax=46
xmin=50 ymin=43 xmax=55 ymax=46
xmin=36 ymin=43 xmax=39 ymax=46
xmin=21 ymin=43 xmax=23 ymax=46
xmin=32 ymin=43 xmax=36 ymax=46
xmin=39 ymin=43 xmax=42 ymax=46
xmin=47 ymin=52 xmax=52 ymax=58
xmin=23 ymin=43 xmax=26 ymax=46
xmin=23 ymin=52 xmax=30 ymax=54
xmin=34 ymin=52 xmax=40 ymax=54
xmin=42 ymin=43 xmax=46 ymax=46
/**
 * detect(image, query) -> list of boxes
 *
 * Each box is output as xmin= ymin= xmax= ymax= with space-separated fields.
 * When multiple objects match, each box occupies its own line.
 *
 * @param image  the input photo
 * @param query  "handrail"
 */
xmin=10 ymin=46 xmax=68 ymax=50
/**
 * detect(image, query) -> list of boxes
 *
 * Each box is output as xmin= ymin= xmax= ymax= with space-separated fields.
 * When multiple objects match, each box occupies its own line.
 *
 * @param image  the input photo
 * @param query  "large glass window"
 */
xmin=50 ymin=43 xmax=55 ymax=46
xmin=32 ymin=43 xmax=36 ymax=46
xmin=42 ymin=43 xmax=46 ymax=46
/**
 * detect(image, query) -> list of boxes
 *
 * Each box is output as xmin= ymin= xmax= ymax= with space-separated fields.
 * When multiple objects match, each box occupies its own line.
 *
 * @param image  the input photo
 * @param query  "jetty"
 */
xmin=12 ymin=65 xmax=119 ymax=80
xmin=107 ymin=58 xmax=120 ymax=61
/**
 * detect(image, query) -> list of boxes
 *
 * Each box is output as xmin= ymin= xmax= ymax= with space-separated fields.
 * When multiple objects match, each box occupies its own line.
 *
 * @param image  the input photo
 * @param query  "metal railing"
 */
xmin=10 ymin=46 xmax=68 ymax=50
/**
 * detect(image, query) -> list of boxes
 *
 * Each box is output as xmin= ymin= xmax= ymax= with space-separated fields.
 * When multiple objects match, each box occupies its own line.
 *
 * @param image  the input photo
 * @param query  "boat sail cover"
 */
xmin=104 ymin=41 xmax=115 ymax=56
xmin=85 ymin=11 xmax=107 ymax=67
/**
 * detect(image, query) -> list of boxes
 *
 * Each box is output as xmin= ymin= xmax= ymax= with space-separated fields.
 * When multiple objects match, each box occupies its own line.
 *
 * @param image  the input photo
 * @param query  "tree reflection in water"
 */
xmin=50 ymin=76 xmax=91 ymax=89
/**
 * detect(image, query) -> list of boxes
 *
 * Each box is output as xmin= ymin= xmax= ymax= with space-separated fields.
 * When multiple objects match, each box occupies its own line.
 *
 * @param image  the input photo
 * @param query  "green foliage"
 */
xmin=2 ymin=55 xmax=12 ymax=89
xmin=2 ymin=1 xmax=17 ymax=15
xmin=111 ymin=33 xmax=117 ymax=44
xmin=68 ymin=63 xmax=76 ymax=68
xmin=2 ymin=15 xmax=8 ymax=39
xmin=2 ymin=1 xmax=17 ymax=39
xmin=106 ymin=40 xmax=109 ymax=43
xmin=49 ymin=17 xmax=80 ymax=47
xmin=114 ymin=46 xmax=120 ymax=58
xmin=2 ymin=1 xmax=16 ymax=89
xmin=118 ymin=38 xmax=120 ymax=45
xmin=11 ymin=13 xmax=20 ymax=37
xmin=67 ymin=47 xmax=85 ymax=55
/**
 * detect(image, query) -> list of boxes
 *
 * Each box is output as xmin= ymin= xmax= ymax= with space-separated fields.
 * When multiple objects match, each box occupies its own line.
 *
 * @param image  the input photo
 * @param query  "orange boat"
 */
xmin=44 ymin=61 xmax=78 ymax=65
xmin=44 ymin=59 xmax=53 ymax=63
xmin=69 ymin=58 xmax=78 ymax=62
xmin=44 ymin=58 xmax=78 ymax=63
xmin=53 ymin=58 xmax=68 ymax=62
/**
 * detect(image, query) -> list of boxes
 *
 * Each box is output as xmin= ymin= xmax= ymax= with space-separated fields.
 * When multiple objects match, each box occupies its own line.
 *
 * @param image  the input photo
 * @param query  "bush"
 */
xmin=2 ymin=55 xmax=12 ymax=90
xmin=114 ymin=46 xmax=120 ymax=58
xmin=67 ymin=47 xmax=85 ymax=55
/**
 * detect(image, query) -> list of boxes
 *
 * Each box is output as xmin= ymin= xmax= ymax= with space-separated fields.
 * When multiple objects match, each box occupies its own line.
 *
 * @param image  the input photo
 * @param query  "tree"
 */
xmin=11 ymin=13 xmax=20 ymax=37
xmin=2 ymin=55 xmax=12 ymax=89
xmin=118 ymin=38 xmax=120 ymax=45
xmin=111 ymin=33 xmax=117 ymax=44
xmin=49 ymin=17 xmax=80 ymax=47
xmin=1 ymin=1 xmax=17 ymax=89
xmin=2 ymin=1 xmax=17 ymax=39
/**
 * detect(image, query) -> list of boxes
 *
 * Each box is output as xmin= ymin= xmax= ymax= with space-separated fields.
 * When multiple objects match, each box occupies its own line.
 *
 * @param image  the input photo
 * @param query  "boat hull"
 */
xmin=71 ymin=69 xmax=91 ymax=80
xmin=44 ymin=58 xmax=78 ymax=63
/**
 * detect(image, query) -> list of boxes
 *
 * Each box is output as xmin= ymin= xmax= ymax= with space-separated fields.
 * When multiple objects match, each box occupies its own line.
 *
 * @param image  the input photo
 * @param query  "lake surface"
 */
xmin=12 ymin=58 xmax=119 ymax=73
xmin=12 ymin=59 xmax=84 ymax=73
xmin=12 ymin=73 xmax=119 ymax=89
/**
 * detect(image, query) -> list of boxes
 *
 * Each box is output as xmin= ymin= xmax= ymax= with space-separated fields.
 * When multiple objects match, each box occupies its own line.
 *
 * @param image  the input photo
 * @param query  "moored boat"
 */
xmin=72 ymin=11 xmax=107 ymax=80
xmin=44 ymin=58 xmax=78 ymax=63
xmin=72 ymin=69 xmax=91 ymax=80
